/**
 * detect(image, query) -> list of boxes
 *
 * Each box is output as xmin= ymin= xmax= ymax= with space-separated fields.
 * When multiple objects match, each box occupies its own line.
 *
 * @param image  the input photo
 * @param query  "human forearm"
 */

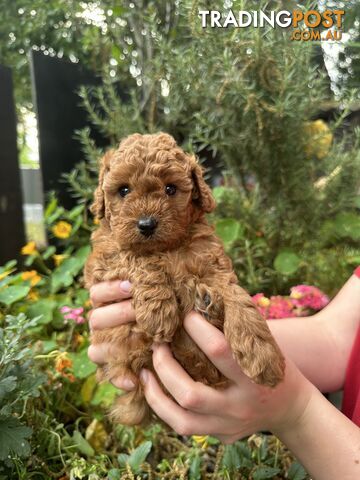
xmin=267 ymin=273 xmax=360 ymax=392
xmin=267 ymin=315 xmax=342 ymax=392
xmin=273 ymin=388 xmax=360 ymax=480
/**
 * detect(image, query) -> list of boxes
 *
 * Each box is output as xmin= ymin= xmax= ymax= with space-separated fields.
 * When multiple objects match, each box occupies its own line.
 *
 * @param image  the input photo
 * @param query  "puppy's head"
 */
xmin=91 ymin=132 xmax=215 ymax=252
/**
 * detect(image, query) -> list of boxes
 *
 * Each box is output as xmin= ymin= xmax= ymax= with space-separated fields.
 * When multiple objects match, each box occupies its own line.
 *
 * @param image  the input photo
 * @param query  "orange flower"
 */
xmin=52 ymin=221 xmax=72 ymax=239
xmin=55 ymin=352 xmax=73 ymax=373
xmin=21 ymin=270 xmax=41 ymax=286
xmin=21 ymin=241 xmax=37 ymax=255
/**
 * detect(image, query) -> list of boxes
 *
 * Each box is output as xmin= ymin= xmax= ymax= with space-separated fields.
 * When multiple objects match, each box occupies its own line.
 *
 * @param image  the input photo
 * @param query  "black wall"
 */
xmin=0 ymin=65 xmax=26 ymax=265
xmin=30 ymin=51 xmax=106 ymax=209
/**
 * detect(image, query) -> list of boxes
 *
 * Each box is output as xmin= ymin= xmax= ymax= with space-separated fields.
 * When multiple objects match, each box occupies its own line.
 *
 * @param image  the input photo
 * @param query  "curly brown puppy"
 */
xmin=85 ymin=132 xmax=285 ymax=426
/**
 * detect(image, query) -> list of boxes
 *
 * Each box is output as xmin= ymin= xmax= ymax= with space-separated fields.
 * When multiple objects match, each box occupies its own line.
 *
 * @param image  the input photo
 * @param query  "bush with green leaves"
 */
xmin=0 ymin=313 xmax=45 ymax=474
xmin=65 ymin=0 xmax=360 ymax=295
xmin=0 ymin=199 xmax=313 ymax=478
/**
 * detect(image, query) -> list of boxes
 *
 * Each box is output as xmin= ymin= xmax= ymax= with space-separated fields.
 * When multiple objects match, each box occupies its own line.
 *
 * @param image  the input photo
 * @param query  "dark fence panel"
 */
xmin=0 ymin=65 xmax=26 ymax=265
xmin=30 ymin=51 xmax=106 ymax=209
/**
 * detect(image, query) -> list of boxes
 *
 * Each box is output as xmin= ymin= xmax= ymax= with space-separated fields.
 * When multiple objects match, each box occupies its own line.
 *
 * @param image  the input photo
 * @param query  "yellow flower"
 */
xmin=93 ymin=217 xmax=100 ymax=225
xmin=304 ymin=119 xmax=333 ymax=160
xmin=21 ymin=270 xmax=41 ymax=286
xmin=27 ymin=290 xmax=40 ymax=301
xmin=21 ymin=241 xmax=37 ymax=255
xmin=290 ymin=290 xmax=302 ymax=300
xmin=192 ymin=435 xmax=208 ymax=449
xmin=52 ymin=221 xmax=72 ymax=239
xmin=53 ymin=254 xmax=68 ymax=266
xmin=86 ymin=419 xmax=107 ymax=451
xmin=258 ymin=296 xmax=271 ymax=307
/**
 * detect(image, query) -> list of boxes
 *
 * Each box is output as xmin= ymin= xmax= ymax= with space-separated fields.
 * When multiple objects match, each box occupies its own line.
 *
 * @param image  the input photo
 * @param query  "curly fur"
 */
xmin=85 ymin=132 xmax=285 ymax=426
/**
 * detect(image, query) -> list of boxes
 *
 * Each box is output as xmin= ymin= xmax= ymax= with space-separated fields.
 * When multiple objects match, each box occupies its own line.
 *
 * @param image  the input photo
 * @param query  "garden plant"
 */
xmin=0 ymin=0 xmax=359 ymax=479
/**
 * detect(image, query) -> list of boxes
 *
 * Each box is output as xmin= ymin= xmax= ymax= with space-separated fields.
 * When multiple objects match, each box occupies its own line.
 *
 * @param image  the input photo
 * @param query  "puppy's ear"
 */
xmin=90 ymin=149 xmax=114 ymax=219
xmin=191 ymin=159 xmax=216 ymax=213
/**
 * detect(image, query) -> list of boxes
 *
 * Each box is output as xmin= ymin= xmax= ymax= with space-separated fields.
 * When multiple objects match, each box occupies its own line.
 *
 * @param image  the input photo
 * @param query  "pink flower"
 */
xmin=268 ymin=296 xmax=296 ymax=319
xmin=290 ymin=285 xmax=329 ymax=310
xmin=60 ymin=306 xmax=72 ymax=314
xmin=252 ymin=293 xmax=270 ymax=318
xmin=60 ymin=306 xmax=86 ymax=324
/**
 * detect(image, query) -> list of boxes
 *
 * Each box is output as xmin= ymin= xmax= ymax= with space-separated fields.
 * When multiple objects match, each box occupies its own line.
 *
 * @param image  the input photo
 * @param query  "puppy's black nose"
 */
xmin=137 ymin=216 xmax=158 ymax=236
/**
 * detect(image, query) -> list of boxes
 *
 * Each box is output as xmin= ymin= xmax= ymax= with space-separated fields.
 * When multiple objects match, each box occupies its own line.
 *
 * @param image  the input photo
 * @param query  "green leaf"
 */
xmin=0 ymin=285 xmax=30 ymax=306
xmin=0 ymin=417 xmax=32 ymax=460
xmin=287 ymin=461 xmax=307 ymax=480
xmin=128 ymin=441 xmax=152 ymax=473
xmin=334 ymin=212 xmax=360 ymax=240
xmin=117 ymin=453 xmax=130 ymax=467
xmin=50 ymin=245 xmax=90 ymax=292
xmin=274 ymin=251 xmax=301 ymax=275
xmin=70 ymin=349 xmax=97 ymax=379
xmin=72 ymin=430 xmax=95 ymax=457
xmin=44 ymin=196 xmax=58 ymax=219
xmin=2 ymin=260 xmax=17 ymax=271
xmin=189 ymin=453 xmax=201 ymax=480
xmin=212 ymin=186 xmax=228 ymax=201
xmin=91 ymin=382 xmax=118 ymax=407
xmin=26 ymin=299 xmax=57 ymax=324
xmin=108 ymin=469 xmax=121 ymax=480
xmin=0 ymin=376 xmax=17 ymax=401
xmin=68 ymin=204 xmax=85 ymax=220
xmin=215 ymin=218 xmax=244 ymax=245
xmin=252 ymin=465 xmax=280 ymax=480
xmin=40 ymin=340 xmax=58 ymax=354
xmin=42 ymin=245 xmax=56 ymax=260
xmin=222 ymin=444 xmax=241 ymax=471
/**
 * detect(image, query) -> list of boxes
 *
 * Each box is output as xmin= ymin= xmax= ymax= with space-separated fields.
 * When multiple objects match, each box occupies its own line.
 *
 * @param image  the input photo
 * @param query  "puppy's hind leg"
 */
xmin=223 ymin=284 xmax=285 ymax=387
xmin=111 ymin=384 xmax=150 ymax=426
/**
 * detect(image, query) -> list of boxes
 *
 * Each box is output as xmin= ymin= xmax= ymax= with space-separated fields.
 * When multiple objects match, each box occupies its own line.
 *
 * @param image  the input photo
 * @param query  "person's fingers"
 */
xmin=87 ymin=343 xmax=115 ymax=365
xmin=152 ymin=343 xmax=226 ymax=414
xmin=140 ymin=369 xmax=231 ymax=436
xmin=89 ymin=300 xmax=135 ymax=330
xmin=89 ymin=280 xmax=132 ymax=308
xmin=183 ymin=312 xmax=249 ymax=384
xmin=111 ymin=376 xmax=137 ymax=391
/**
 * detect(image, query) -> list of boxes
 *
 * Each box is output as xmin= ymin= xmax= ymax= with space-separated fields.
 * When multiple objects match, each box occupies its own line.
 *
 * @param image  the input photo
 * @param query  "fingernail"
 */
xmin=120 ymin=280 xmax=132 ymax=293
xmin=140 ymin=369 xmax=148 ymax=383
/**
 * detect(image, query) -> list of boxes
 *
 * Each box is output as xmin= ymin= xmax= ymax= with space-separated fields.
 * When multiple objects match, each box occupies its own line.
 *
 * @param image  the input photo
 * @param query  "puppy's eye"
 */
xmin=165 ymin=184 xmax=177 ymax=196
xmin=119 ymin=185 xmax=131 ymax=197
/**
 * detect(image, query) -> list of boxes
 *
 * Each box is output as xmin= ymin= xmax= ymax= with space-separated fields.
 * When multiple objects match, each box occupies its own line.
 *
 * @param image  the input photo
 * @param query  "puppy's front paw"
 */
xmin=231 ymin=337 xmax=285 ymax=387
xmin=194 ymin=284 xmax=224 ymax=322
xmin=134 ymin=297 xmax=180 ymax=343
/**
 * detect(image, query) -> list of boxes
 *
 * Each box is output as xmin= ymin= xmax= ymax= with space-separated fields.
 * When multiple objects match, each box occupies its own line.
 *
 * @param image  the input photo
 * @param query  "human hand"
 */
xmin=139 ymin=312 xmax=316 ymax=443
xmin=87 ymin=280 xmax=137 ymax=390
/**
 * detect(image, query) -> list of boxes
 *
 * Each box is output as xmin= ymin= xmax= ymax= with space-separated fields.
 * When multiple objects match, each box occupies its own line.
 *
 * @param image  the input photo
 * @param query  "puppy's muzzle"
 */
xmin=137 ymin=216 xmax=158 ymax=237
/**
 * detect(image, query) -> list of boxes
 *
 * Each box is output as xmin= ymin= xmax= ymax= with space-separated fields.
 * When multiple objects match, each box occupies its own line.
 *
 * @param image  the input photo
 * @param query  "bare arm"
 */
xmin=274 ymin=387 xmax=360 ymax=480
xmin=268 ymin=274 xmax=360 ymax=392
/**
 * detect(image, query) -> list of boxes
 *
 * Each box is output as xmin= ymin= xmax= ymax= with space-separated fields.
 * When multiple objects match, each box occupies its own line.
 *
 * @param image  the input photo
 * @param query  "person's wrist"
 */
xmin=270 ymin=368 xmax=317 ymax=437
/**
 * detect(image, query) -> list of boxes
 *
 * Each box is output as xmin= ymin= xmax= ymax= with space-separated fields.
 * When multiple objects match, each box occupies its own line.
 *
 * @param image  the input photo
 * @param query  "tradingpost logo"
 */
xmin=199 ymin=8 xmax=345 ymax=41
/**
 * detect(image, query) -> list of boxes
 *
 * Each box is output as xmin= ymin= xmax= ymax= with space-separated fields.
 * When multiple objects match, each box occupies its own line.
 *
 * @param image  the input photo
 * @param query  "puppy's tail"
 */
xmin=110 ymin=385 xmax=150 ymax=426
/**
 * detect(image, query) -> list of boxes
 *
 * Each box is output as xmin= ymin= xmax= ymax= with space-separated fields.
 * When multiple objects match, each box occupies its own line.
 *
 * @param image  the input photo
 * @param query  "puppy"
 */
xmin=85 ymin=132 xmax=285 ymax=426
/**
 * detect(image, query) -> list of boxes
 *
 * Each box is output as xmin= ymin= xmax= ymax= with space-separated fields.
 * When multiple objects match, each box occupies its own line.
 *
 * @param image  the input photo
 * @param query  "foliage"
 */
xmin=0 ymin=313 xmax=45 ymax=469
xmin=68 ymin=0 xmax=360 ymax=295
xmin=0 ymin=196 xmax=312 ymax=477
